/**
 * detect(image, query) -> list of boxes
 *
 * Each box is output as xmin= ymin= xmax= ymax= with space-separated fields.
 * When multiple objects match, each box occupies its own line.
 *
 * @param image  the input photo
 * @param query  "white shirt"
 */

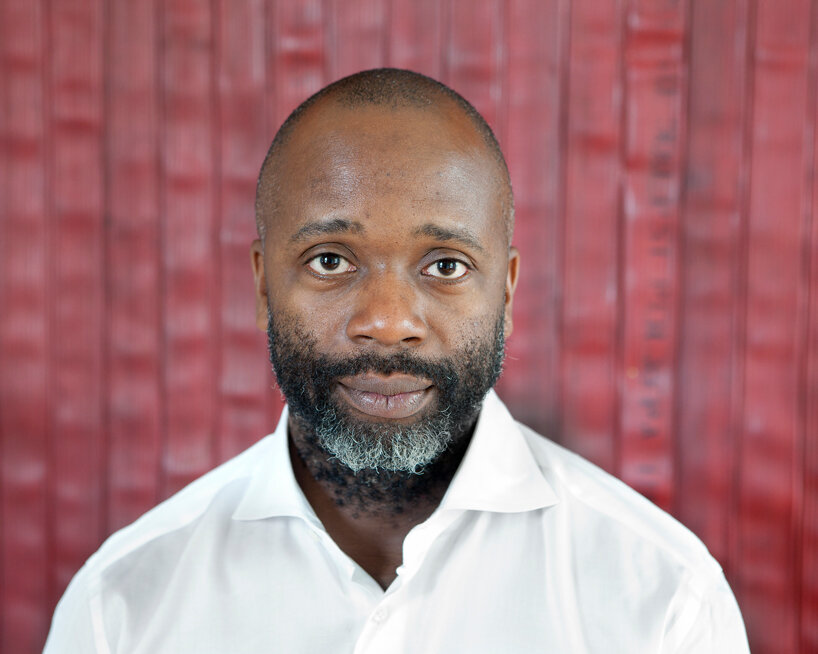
xmin=44 ymin=390 xmax=749 ymax=653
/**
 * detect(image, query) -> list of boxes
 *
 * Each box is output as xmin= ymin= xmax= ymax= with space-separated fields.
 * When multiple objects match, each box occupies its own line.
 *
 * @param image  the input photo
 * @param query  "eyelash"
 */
xmin=422 ymin=258 xmax=471 ymax=280
xmin=304 ymin=253 xmax=471 ymax=280
xmin=306 ymin=253 xmax=357 ymax=275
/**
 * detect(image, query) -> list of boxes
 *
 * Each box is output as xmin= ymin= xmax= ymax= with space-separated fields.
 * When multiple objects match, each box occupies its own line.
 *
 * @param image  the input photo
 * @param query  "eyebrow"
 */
xmin=289 ymin=218 xmax=365 ymax=243
xmin=413 ymin=223 xmax=486 ymax=254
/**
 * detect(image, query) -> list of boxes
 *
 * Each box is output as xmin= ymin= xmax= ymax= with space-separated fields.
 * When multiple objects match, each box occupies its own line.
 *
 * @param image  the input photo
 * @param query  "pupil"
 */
xmin=438 ymin=260 xmax=457 ymax=275
xmin=321 ymin=254 xmax=340 ymax=270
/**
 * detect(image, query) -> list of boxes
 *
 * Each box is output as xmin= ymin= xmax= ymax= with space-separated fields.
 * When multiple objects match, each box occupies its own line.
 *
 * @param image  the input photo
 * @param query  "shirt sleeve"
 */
xmin=42 ymin=571 xmax=103 ymax=654
xmin=660 ymin=570 xmax=750 ymax=654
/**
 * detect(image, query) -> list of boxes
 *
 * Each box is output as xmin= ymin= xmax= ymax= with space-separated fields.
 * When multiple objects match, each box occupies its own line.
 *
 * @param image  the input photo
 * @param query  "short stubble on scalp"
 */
xmin=254 ymin=67 xmax=515 ymax=245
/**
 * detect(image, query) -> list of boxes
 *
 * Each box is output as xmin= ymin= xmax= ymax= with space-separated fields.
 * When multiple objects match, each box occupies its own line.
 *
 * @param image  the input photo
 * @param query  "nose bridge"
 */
xmin=346 ymin=266 xmax=427 ymax=346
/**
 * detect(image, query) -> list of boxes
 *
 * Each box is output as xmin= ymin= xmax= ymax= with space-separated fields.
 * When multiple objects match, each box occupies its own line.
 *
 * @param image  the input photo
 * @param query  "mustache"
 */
xmin=273 ymin=346 xmax=460 ymax=395
xmin=266 ymin=332 xmax=454 ymax=396
xmin=312 ymin=351 xmax=453 ymax=380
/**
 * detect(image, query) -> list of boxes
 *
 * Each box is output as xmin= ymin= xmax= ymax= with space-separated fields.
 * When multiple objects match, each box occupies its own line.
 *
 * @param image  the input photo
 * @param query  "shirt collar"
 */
xmin=438 ymin=389 xmax=559 ymax=513
xmin=232 ymin=405 xmax=321 ymax=525
xmin=232 ymin=389 xmax=558 ymax=522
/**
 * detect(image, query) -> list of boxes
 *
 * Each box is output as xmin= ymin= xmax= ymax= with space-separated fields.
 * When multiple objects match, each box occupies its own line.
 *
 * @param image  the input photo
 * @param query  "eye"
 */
xmin=423 ymin=258 xmax=470 ymax=280
xmin=306 ymin=253 xmax=356 ymax=275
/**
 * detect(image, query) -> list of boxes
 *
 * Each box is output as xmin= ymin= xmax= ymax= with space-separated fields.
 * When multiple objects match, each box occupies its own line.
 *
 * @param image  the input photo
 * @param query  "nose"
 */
xmin=346 ymin=272 xmax=428 ymax=347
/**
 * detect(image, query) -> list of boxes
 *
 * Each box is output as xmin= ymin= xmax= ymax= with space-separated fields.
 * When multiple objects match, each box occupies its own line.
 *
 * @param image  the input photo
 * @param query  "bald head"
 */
xmin=255 ymin=68 xmax=514 ymax=243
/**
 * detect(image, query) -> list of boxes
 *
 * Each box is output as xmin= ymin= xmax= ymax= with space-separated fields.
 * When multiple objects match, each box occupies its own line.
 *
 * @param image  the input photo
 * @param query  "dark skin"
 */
xmin=250 ymin=97 xmax=520 ymax=589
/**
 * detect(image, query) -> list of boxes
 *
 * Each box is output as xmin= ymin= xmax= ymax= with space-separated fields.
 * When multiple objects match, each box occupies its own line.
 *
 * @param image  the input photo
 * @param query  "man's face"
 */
xmin=251 ymin=99 xmax=519 ymax=473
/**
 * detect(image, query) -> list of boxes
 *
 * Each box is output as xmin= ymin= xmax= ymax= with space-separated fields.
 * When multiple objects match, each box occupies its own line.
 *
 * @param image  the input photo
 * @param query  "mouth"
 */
xmin=336 ymin=373 xmax=435 ymax=420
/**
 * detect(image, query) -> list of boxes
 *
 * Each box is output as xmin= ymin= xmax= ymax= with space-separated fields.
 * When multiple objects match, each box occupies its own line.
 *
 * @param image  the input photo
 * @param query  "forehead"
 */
xmin=259 ymin=100 xmax=507 ymax=241
xmin=284 ymin=97 xmax=491 ymax=170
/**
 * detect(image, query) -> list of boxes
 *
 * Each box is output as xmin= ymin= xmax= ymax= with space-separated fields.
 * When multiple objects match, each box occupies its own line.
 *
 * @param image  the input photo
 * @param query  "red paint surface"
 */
xmin=677 ymin=0 xmax=747 ymax=573
xmin=1 ymin=3 xmax=50 ymax=651
xmin=1 ymin=2 xmax=816 ymax=652
xmin=560 ymin=0 xmax=623 ymax=477
xmin=106 ymin=0 xmax=163 ymax=533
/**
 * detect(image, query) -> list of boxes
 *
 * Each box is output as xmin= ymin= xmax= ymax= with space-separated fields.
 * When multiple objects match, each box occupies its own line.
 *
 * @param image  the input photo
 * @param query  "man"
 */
xmin=44 ymin=69 xmax=749 ymax=652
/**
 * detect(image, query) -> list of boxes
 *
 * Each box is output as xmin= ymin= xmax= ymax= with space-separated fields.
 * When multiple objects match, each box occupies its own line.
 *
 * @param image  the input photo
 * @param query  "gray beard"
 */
xmin=312 ymin=403 xmax=454 ymax=474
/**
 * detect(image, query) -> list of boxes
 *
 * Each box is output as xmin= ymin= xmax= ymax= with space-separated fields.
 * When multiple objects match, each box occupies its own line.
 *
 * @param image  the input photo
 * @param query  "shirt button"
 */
xmin=371 ymin=607 xmax=389 ymax=624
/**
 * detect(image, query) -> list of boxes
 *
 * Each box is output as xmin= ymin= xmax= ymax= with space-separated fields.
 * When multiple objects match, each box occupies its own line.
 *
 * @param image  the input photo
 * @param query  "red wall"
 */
xmin=1 ymin=1 xmax=816 ymax=652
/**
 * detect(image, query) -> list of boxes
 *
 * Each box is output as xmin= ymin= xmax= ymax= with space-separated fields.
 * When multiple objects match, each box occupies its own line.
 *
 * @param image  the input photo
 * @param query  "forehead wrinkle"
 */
xmin=290 ymin=218 xmax=365 ymax=243
xmin=413 ymin=223 xmax=486 ymax=254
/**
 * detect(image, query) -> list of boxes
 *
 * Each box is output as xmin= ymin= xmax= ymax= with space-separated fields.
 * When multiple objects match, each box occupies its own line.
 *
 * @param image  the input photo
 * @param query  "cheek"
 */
xmin=435 ymin=299 xmax=504 ymax=349
xmin=266 ymin=285 xmax=348 ymax=348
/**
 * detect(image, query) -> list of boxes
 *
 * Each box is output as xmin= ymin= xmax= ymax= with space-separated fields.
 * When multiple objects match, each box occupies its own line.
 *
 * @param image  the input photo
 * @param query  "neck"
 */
xmin=287 ymin=414 xmax=476 ymax=589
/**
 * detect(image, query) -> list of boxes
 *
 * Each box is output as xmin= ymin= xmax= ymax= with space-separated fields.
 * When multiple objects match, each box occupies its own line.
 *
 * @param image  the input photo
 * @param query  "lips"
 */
xmin=336 ymin=373 xmax=434 ymax=420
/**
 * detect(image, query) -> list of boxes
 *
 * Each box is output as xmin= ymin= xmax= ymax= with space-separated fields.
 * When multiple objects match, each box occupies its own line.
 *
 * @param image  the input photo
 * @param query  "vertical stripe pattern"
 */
xmin=0 ymin=2 xmax=815 ymax=652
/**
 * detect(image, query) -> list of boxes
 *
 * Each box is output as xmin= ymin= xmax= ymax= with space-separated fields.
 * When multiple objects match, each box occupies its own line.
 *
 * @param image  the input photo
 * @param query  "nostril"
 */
xmin=346 ymin=311 xmax=428 ymax=346
xmin=345 ymin=277 xmax=429 ymax=346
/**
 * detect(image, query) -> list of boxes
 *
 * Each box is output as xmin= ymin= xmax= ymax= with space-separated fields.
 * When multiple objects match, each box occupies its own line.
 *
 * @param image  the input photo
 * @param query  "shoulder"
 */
xmin=43 ymin=436 xmax=274 ymax=652
xmin=511 ymin=422 xmax=750 ymax=650
xmin=44 ymin=435 xmax=275 ymax=651
xmin=516 ymin=421 xmax=723 ymax=586
xmin=61 ymin=435 xmax=271 ymax=595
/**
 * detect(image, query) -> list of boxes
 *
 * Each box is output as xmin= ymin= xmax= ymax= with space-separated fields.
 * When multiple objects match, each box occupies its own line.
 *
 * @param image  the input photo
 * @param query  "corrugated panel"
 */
xmin=496 ymin=0 xmax=567 ymax=433
xmin=105 ymin=0 xmax=163 ymax=533
xmin=388 ymin=0 xmax=443 ymax=75
xmin=330 ymin=0 xmax=389 ymax=77
xmin=677 ymin=0 xmax=748 ymax=572
xmin=804 ymin=72 xmax=818 ymax=643
xmin=618 ymin=0 xmax=686 ymax=511
xmin=444 ymin=0 xmax=505 ymax=133
xmin=559 ymin=0 xmax=623 ymax=474
xmin=0 ymin=2 xmax=51 ymax=651
xmin=268 ymin=0 xmax=329 ymax=124
xmin=47 ymin=0 xmax=106 ymax=607
xmin=215 ymin=0 xmax=270 ymax=462
xmin=160 ymin=0 xmax=219 ymax=497
xmin=738 ymin=2 xmax=812 ymax=650
xmin=1 ymin=2 xmax=817 ymax=652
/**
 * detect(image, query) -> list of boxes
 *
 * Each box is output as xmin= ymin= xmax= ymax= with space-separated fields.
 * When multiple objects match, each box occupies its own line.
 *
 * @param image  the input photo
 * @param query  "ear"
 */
xmin=503 ymin=246 xmax=520 ymax=337
xmin=250 ymin=239 xmax=270 ymax=332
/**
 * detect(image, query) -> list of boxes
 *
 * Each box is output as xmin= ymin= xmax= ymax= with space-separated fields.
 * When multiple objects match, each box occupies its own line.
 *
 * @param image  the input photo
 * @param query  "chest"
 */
xmin=99 ymin=512 xmax=673 ymax=654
